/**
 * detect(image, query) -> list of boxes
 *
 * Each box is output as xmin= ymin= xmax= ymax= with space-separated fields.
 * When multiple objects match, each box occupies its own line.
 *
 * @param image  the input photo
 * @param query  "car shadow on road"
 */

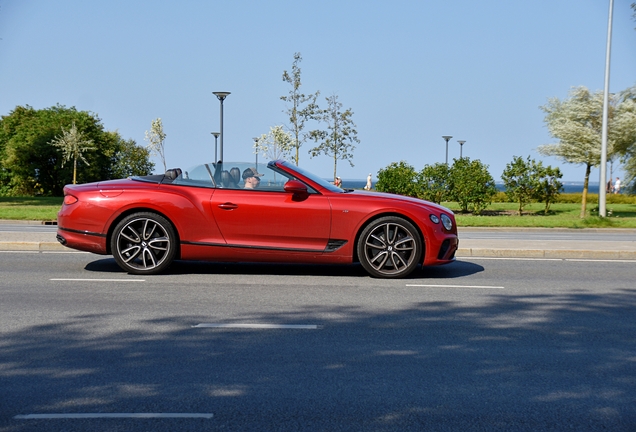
xmin=83 ymin=258 xmax=484 ymax=279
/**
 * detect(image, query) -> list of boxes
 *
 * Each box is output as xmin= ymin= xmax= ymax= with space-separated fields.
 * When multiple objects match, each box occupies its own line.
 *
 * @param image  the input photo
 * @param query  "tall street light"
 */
xmin=213 ymin=91 xmax=230 ymax=162
xmin=458 ymin=140 xmax=466 ymax=159
xmin=599 ymin=0 xmax=614 ymax=217
xmin=253 ymin=137 xmax=260 ymax=169
xmin=442 ymin=136 xmax=452 ymax=165
xmin=211 ymin=132 xmax=220 ymax=163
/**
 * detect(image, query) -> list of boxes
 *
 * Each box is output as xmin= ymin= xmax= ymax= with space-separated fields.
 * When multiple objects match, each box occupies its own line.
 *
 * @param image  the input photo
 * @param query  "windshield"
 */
xmin=171 ymin=161 xmax=319 ymax=193
xmin=276 ymin=161 xmax=344 ymax=193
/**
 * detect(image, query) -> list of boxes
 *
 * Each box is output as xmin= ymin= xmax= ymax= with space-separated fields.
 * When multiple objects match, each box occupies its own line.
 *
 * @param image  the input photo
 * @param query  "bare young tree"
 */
xmin=49 ymin=122 xmax=95 ymax=184
xmin=281 ymin=53 xmax=320 ymax=166
xmin=144 ymin=118 xmax=167 ymax=172
xmin=255 ymin=125 xmax=294 ymax=162
xmin=309 ymin=94 xmax=359 ymax=181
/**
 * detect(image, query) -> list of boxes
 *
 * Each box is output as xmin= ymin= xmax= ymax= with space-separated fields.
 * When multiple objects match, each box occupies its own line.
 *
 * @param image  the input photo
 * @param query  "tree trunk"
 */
xmin=580 ymin=163 xmax=591 ymax=218
xmin=73 ymin=158 xmax=77 ymax=185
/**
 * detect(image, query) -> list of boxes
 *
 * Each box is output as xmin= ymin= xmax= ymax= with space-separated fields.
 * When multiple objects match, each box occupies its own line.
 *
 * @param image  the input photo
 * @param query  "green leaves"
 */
xmin=376 ymin=158 xmax=496 ymax=215
xmin=502 ymin=156 xmax=562 ymax=216
xmin=448 ymin=158 xmax=497 ymax=215
xmin=0 ymin=105 xmax=153 ymax=196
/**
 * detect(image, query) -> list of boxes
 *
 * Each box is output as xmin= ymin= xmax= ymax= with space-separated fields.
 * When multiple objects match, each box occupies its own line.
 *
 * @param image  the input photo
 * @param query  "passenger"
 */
xmin=242 ymin=167 xmax=264 ymax=189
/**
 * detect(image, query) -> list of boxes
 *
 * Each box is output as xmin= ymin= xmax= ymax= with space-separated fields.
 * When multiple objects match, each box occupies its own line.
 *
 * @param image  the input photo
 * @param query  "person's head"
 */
xmin=242 ymin=167 xmax=264 ymax=188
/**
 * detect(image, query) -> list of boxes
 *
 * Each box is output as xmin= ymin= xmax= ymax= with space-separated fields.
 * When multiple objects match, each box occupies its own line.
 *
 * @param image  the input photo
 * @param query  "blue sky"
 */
xmin=1 ymin=0 xmax=635 ymax=182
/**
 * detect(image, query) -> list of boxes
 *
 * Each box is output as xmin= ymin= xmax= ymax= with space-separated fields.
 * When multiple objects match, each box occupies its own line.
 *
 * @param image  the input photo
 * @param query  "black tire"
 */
xmin=357 ymin=216 xmax=422 ymax=278
xmin=111 ymin=212 xmax=177 ymax=275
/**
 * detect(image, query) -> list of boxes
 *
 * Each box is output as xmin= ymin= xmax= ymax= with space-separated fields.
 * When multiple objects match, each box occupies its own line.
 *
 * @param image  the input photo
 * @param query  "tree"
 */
xmin=0 ymin=105 xmax=153 ymax=196
xmin=110 ymin=134 xmax=155 ymax=178
xmin=48 ymin=122 xmax=96 ymax=184
xmin=418 ymin=162 xmax=450 ymax=204
xmin=1 ymin=105 xmax=118 ymax=195
xmin=448 ymin=157 xmax=497 ymax=215
xmin=309 ymin=94 xmax=359 ymax=181
xmin=375 ymin=161 xmax=420 ymax=198
xmin=502 ymin=156 xmax=541 ymax=216
xmin=144 ymin=118 xmax=167 ymax=173
xmin=535 ymin=163 xmax=563 ymax=214
xmin=614 ymin=86 xmax=636 ymax=192
xmin=538 ymin=86 xmax=636 ymax=217
xmin=281 ymin=53 xmax=320 ymax=166
xmin=254 ymin=125 xmax=294 ymax=162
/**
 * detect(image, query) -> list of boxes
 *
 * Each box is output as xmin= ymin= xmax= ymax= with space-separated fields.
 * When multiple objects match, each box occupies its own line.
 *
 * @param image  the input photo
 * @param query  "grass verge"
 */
xmin=0 ymin=197 xmax=63 ymax=222
xmin=1 ymin=195 xmax=635 ymax=228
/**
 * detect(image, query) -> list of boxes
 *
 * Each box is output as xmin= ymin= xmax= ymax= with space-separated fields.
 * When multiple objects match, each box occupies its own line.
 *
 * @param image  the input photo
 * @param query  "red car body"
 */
xmin=57 ymin=160 xmax=458 ymax=278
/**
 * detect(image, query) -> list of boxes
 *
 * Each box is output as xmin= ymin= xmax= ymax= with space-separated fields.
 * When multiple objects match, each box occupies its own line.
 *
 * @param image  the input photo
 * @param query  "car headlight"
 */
xmin=429 ymin=214 xmax=440 ymax=224
xmin=440 ymin=213 xmax=453 ymax=231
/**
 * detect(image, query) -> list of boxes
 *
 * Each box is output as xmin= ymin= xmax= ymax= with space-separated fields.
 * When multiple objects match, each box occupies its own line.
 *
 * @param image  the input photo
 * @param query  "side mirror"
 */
xmin=284 ymin=179 xmax=308 ymax=194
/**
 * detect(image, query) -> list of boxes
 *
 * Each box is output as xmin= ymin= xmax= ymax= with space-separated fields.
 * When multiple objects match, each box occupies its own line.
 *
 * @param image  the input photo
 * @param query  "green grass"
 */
xmin=1 ymin=195 xmax=635 ymax=228
xmin=0 ymin=197 xmax=63 ymax=221
xmin=444 ymin=201 xmax=636 ymax=228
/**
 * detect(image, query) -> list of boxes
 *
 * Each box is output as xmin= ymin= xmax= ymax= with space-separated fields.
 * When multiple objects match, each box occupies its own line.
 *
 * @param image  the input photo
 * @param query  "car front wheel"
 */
xmin=357 ymin=216 xmax=422 ymax=278
xmin=111 ymin=212 xmax=177 ymax=275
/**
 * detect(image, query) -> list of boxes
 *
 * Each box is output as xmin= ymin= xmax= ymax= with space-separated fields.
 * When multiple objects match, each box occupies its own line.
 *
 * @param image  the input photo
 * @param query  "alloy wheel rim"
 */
xmin=364 ymin=222 xmax=416 ymax=275
xmin=116 ymin=218 xmax=170 ymax=270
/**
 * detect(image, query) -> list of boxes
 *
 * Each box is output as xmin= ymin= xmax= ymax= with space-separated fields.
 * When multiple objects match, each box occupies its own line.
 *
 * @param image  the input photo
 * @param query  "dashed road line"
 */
xmin=15 ymin=413 xmax=213 ymax=419
xmin=406 ymin=284 xmax=504 ymax=289
xmin=50 ymin=278 xmax=145 ymax=282
xmin=193 ymin=323 xmax=319 ymax=329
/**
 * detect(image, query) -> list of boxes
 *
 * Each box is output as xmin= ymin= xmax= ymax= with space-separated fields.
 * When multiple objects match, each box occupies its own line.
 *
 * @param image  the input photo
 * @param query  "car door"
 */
xmin=210 ymin=188 xmax=331 ymax=252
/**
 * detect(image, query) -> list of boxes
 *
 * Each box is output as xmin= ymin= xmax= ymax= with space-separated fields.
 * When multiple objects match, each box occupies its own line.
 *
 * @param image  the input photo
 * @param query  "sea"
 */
xmin=338 ymin=180 xmax=601 ymax=194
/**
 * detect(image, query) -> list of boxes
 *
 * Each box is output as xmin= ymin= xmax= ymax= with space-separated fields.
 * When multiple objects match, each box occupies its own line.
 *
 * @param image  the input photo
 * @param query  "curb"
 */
xmin=2 ymin=242 xmax=635 ymax=260
xmin=0 ymin=242 xmax=67 ymax=252
xmin=456 ymin=248 xmax=636 ymax=260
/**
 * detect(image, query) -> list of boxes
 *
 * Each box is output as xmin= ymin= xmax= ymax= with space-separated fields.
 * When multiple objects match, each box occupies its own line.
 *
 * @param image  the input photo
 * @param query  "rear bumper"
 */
xmin=56 ymin=227 xmax=108 ymax=254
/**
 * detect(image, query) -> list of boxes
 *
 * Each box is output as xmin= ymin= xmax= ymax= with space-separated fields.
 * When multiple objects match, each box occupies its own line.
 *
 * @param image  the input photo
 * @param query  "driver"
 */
xmin=242 ymin=167 xmax=264 ymax=189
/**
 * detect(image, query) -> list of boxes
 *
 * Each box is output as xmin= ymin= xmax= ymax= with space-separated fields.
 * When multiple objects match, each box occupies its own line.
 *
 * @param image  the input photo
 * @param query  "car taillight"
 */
xmin=64 ymin=195 xmax=78 ymax=205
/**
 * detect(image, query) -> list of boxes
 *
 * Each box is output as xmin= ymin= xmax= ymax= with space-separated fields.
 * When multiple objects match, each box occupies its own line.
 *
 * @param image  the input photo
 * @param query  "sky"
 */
xmin=1 ymin=0 xmax=635 ymax=183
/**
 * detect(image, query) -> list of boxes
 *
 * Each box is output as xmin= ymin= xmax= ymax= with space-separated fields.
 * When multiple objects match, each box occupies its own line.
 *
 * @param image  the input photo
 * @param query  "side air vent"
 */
xmin=325 ymin=240 xmax=348 ymax=252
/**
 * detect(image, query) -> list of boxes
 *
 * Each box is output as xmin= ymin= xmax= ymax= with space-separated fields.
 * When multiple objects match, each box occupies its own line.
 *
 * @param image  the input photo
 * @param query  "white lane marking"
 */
xmin=467 ymin=257 xmax=636 ymax=263
xmin=50 ymin=278 xmax=146 ymax=282
xmin=42 ymin=251 xmax=90 ymax=254
xmin=465 ymin=257 xmax=562 ymax=261
xmin=565 ymin=259 xmax=636 ymax=263
xmin=15 ymin=413 xmax=213 ymax=419
xmin=193 ymin=323 xmax=319 ymax=329
xmin=406 ymin=284 xmax=504 ymax=289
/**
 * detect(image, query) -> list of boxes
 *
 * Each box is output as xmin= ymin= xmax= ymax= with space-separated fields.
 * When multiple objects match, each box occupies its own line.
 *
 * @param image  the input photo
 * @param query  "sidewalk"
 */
xmin=457 ymin=228 xmax=636 ymax=260
xmin=1 ymin=221 xmax=636 ymax=260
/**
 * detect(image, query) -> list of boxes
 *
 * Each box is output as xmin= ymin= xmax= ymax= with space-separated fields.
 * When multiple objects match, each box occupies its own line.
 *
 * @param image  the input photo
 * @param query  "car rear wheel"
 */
xmin=357 ymin=216 xmax=422 ymax=278
xmin=111 ymin=212 xmax=176 ymax=275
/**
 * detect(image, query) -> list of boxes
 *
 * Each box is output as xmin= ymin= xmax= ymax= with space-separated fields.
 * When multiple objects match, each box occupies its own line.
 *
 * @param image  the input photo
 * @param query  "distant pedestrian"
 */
xmin=606 ymin=179 xmax=613 ymax=194
xmin=364 ymin=173 xmax=372 ymax=190
xmin=614 ymin=177 xmax=621 ymax=194
xmin=334 ymin=176 xmax=342 ymax=188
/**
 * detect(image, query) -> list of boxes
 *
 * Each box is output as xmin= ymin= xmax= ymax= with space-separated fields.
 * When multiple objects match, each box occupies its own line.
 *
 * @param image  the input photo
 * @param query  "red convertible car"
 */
xmin=57 ymin=160 xmax=458 ymax=278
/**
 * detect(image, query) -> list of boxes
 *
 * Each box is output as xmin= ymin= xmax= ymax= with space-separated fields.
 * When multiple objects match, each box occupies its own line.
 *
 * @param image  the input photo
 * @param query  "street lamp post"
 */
xmin=213 ymin=91 xmax=231 ymax=162
xmin=458 ymin=140 xmax=466 ymax=159
xmin=211 ymin=132 xmax=220 ymax=163
xmin=442 ymin=136 xmax=452 ymax=165
xmin=253 ymin=137 xmax=259 ymax=169
xmin=599 ymin=0 xmax=614 ymax=217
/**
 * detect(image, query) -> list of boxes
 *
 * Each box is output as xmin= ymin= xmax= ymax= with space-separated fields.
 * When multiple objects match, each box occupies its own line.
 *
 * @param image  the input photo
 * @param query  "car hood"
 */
xmin=348 ymin=190 xmax=454 ymax=214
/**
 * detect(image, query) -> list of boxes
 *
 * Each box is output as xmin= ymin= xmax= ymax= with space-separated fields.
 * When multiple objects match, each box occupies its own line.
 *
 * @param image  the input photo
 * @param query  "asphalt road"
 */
xmin=1 ymin=252 xmax=635 ymax=431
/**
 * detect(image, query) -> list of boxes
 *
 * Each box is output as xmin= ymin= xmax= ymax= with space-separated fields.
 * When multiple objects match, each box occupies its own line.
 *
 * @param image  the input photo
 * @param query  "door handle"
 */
xmin=218 ymin=202 xmax=238 ymax=210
